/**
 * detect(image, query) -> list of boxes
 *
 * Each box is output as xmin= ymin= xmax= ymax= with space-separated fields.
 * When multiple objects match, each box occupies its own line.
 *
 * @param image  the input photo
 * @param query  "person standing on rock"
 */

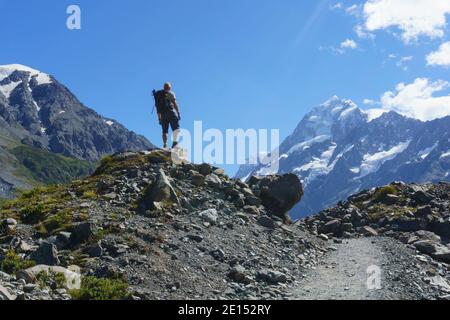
xmin=153 ymin=82 xmax=181 ymax=149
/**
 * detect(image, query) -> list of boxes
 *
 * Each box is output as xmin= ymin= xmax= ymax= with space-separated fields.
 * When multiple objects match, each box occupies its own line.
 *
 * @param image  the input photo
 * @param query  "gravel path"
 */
xmin=293 ymin=237 xmax=439 ymax=300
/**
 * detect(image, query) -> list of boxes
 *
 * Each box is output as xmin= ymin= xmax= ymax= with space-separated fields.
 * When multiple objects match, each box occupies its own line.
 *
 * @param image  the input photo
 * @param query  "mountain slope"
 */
xmin=236 ymin=96 xmax=450 ymax=218
xmin=0 ymin=151 xmax=448 ymax=300
xmin=0 ymin=64 xmax=154 ymax=197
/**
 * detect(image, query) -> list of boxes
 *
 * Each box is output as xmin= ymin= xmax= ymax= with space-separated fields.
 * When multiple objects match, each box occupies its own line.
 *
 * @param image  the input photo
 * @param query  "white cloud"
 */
xmin=345 ymin=4 xmax=361 ymax=17
xmin=396 ymin=56 xmax=414 ymax=71
xmin=378 ymin=78 xmax=450 ymax=121
xmin=341 ymin=39 xmax=358 ymax=49
xmin=363 ymin=99 xmax=376 ymax=105
xmin=320 ymin=39 xmax=358 ymax=55
xmin=427 ymin=41 xmax=450 ymax=67
xmin=362 ymin=0 xmax=450 ymax=43
xmin=330 ymin=2 xmax=343 ymax=10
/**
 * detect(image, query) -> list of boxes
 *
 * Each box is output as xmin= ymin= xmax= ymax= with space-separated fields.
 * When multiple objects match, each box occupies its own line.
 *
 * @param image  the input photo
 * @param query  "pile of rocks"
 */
xmin=302 ymin=182 xmax=450 ymax=265
xmin=1 ymin=150 xmax=320 ymax=300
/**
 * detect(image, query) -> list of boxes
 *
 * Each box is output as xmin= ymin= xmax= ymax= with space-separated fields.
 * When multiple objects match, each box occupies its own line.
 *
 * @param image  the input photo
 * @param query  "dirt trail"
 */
xmin=293 ymin=237 xmax=436 ymax=300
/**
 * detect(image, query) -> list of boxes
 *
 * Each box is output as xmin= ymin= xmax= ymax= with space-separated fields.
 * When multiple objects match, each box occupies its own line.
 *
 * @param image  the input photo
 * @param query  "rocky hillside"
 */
xmin=0 ymin=149 xmax=324 ymax=300
xmin=0 ymin=64 xmax=154 ymax=198
xmin=0 ymin=150 xmax=449 ymax=300
xmin=236 ymin=96 xmax=450 ymax=218
xmin=303 ymin=182 xmax=450 ymax=262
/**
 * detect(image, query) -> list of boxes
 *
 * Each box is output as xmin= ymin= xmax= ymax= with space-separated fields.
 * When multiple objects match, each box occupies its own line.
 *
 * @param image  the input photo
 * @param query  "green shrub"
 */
xmin=41 ymin=209 xmax=73 ymax=235
xmin=70 ymin=276 xmax=131 ymax=300
xmin=374 ymin=185 xmax=398 ymax=202
xmin=20 ymin=203 xmax=47 ymax=224
xmin=0 ymin=250 xmax=35 ymax=275
xmin=36 ymin=270 xmax=67 ymax=289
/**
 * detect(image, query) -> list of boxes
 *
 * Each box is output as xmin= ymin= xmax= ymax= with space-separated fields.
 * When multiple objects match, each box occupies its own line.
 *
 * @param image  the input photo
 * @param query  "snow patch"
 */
xmin=350 ymin=167 xmax=360 ymax=174
xmin=358 ymin=140 xmax=411 ymax=178
xmin=418 ymin=142 xmax=438 ymax=160
xmin=441 ymin=151 xmax=450 ymax=159
xmin=293 ymin=144 xmax=337 ymax=187
xmin=104 ymin=120 xmax=114 ymax=126
xmin=339 ymin=105 xmax=358 ymax=120
xmin=287 ymin=135 xmax=331 ymax=155
xmin=0 ymin=64 xmax=52 ymax=85
xmin=0 ymin=81 xmax=20 ymax=99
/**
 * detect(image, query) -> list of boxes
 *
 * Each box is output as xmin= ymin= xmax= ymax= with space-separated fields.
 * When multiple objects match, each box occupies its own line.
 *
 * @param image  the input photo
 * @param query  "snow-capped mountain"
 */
xmin=0 ymin=64 xmax=153 ymax=197
xmin=235 ymin=96 xmax=450 ymax=218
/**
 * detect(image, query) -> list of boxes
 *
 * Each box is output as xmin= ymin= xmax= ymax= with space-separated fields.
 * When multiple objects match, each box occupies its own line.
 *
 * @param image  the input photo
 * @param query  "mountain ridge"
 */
xmin=0 ymin=64 xmax=154 ymax=198
xmin=236 ymin=97 xmax=450 ymax=218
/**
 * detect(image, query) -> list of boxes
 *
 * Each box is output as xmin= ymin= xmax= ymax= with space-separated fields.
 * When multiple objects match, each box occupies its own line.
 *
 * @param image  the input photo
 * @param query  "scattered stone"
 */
xmin=322 ymin=220 xmax=342 ymax=236
xmin=257 ymin=216 xmax=276 ymax=229
xmin=30 ymin=242 xmax=60 ymax=266
xmin=139 ymin=169 xmax=180 ymax=210
xmin=69 ymin=222 xmax=94 ymax=246
xmin=0 ymin=284 xmax=16 ymax=300
xmin=210 ymin=249 xmax=226 ymax=262
xmin=199 ymin=163 xmax=212 ymax=176
xmin=412 ymin=191 xmax=433 ymax=205
xmin=228 ymin=266 xmax=251 ymax=284
xmin=87 ymin=243 xmax=104 ymax=258
xmin=361 ymin=226 xmax=378 ymax=237
xmin=256 ymin=269 xmax=288 ymax=284
xmin=205 ymin=174 xmax=222 ymax=189
xmin=199 ymin=209 xmax=218 ymax=225
xmin=191 ymin=173 xmax=205 ymax=187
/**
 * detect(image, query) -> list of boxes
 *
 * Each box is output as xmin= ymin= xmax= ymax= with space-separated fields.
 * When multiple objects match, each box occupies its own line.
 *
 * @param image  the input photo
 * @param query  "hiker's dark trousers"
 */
xmin=161 ymin=114 xmax=180 ymax=134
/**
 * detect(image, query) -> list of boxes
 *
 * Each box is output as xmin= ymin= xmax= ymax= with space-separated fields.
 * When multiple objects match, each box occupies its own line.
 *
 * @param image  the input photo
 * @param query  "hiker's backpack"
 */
xmin=152 ymin=90 xmax=174 ymax=114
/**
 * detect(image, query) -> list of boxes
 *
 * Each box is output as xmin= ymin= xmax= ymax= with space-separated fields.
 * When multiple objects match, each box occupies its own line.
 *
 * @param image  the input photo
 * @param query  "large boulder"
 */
xmin=139 ymin=169 xmax=180 ymax=210
xmin=248 ymin=174 xmax=303 ymax=220
xmin=321 ymin=219 xmax=342 ymax=236
xmin=17 ymin=265 xmax=81 ymax=290
xmin=414 ymin=240 xmax=450 ymax=263
xmin=30 ymin=241 xmax=60 ymax=266
xmin=69 ymin=222 xmax=94 ymax=247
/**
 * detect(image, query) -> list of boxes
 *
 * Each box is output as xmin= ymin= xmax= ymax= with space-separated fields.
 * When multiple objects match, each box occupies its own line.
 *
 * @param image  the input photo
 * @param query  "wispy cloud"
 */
xmin=362 ymin=0 xmax=450 ymax=44
xmin=367 ymin=78 xmax=450 ymax=121
xmin=427 ymin=41 xmax=450 ymax=68
xmin=320 ymin=39 xmax=359 ymax=55
xmin=341 ymin=39 xmax=358 ymax=49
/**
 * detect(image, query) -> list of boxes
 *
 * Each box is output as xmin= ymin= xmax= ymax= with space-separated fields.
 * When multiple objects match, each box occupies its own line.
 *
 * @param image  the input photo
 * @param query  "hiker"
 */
xmin=153 ymin=82 xmax=181 ymax=149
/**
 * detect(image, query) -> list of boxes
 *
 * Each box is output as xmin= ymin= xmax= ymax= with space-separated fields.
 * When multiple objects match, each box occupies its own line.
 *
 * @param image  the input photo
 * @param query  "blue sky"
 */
xmin=1 ymin=0 xmax=449 ymax=174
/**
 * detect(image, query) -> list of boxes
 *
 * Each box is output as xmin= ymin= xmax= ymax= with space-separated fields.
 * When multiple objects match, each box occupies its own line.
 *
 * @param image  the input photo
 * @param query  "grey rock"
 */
xmin=199 ymin=209 xmax=219 ymax=225
xmin=205 ymin=174 xmax=222 ymax=189
xmin=0 ymin=284 xmax=16 ymax=300
xmin=249 ymin=174 xmax=303 ymax=220
xmin=140 ymin=169 xmax=180 ymax=209
xmin=412 ymin=191 xmax=433 ymax=205
xmin=361 ymin=226 xmax=378 ymax=237
xmin=256 ymin=269 xmax=288 ymax=284
xmin=321 ymin=220 xmax=342 ymax=235
xmin=198 ymin=163 xmax=212 ymax=176
xmin=30 ymin=241 xmax=60 ymax=266
xmin=257 ymin=216 xmax=276 ymax=229
xmin=69 ymin=222 xmax=94 ymax=246
xmin=191 ymin=173 xmax=205 ymax=187
xmin=87 ymin=243 xmax=103 ymax=258
xmin=228 ymin=266 xmax=250 ymax=284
